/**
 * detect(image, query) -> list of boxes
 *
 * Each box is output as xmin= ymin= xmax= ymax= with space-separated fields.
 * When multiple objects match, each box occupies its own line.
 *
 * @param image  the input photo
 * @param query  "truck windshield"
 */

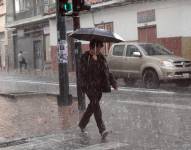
xmin=140 ymin=44 xmax=173 ymax=56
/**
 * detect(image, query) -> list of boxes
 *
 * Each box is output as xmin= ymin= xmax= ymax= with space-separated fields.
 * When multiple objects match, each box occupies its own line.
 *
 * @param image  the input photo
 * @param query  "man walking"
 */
xmin=78 ymin=40 xmax=118 ymax=140
xmin=18 ymin=51 xmax=27 ymax=72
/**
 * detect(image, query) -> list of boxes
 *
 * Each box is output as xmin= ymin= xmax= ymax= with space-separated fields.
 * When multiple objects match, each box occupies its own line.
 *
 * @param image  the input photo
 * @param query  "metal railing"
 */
xmin=15 ymin=5 xmax=43 ymax=21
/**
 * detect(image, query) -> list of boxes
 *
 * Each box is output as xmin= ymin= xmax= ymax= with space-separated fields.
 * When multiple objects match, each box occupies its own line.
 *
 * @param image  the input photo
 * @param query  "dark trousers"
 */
xmin=79 ymin=89 xmax=106 ymax=134
xmin=19 ymin=61 xmax=27 ymax=72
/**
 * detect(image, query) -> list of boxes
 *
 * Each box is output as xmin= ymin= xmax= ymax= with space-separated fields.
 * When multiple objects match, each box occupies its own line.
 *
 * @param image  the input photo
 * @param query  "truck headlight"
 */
xmin=161 ymin=61 xmax=174 ymax=67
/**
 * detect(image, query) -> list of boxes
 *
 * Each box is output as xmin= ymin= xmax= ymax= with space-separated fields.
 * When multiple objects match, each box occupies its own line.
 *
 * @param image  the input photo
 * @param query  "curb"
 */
xmin=0 ymin=138 xmax=29 ymax=148
xmin=0 ymin=92 xmax=61 ymax=98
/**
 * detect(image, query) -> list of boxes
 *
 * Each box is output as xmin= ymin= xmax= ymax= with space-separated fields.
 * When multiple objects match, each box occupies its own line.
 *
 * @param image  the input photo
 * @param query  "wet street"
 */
xmin=0 ymin=74 xmax=191 ymax=149
xmin=105 ymin=89 xmax=191 ymax=149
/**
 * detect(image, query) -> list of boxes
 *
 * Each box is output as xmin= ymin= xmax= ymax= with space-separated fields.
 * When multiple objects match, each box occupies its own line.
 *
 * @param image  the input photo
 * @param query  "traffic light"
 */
xmin=72 ymin=0 xmax=91 ymax=12
xmin=59 ymin=0 xmax=72 ymax=16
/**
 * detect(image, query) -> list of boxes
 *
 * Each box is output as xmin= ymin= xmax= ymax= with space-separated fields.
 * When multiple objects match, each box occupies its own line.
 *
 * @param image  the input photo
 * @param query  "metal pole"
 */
xmin=56 ymin=0 xmax=70 ymax=105
xmin=74 ymin=42 xmax=86 ymax=111
xmin=72 ymin=2 xmax=86 ymax=111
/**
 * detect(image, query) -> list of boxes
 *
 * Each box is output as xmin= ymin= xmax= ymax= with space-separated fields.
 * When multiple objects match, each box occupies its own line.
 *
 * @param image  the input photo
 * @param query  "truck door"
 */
xmin=107 ymin=44 xmax=125 ymax=78
xmin=123 ymin=45 xmax=143 ymax=78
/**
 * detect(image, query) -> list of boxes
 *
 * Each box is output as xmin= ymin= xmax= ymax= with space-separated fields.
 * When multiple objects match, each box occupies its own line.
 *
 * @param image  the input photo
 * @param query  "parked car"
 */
xmin=107 ymin=42 xmax=191 ymax=88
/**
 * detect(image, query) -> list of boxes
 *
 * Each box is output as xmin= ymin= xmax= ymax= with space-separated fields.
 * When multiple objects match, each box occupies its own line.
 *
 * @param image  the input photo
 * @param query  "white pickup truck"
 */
xmin=107 ymin=42 xmax=191 ymax=88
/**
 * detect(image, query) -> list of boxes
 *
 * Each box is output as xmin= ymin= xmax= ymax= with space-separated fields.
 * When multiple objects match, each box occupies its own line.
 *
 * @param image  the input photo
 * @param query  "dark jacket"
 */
xmin=79 ymin=51 xmax=117 ymax=93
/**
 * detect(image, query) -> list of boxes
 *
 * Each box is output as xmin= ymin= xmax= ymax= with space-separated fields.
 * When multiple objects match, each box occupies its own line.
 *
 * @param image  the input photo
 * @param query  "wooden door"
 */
xmin=138 ymin=26 xmax=157 ymax=43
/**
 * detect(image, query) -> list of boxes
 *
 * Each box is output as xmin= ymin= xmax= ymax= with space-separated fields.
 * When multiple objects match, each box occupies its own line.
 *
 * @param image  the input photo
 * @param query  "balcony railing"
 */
xmin=14 ymin=0 xmax=120 ymax=19
xmin=43 ymin=0 xmax=114 ymax=15
xmin=44 ymin=3 xmax=56 ymax=15
xmin=15 ymin=5 xmax=43 ymax=21
xmin=86 ymin=0 xmax=113 ymax=4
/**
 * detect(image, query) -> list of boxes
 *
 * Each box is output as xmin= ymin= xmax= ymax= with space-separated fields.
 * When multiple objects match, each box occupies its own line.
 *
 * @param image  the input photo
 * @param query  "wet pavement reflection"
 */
xmin=0 ymin=94 xmax=79 ymax=142
xmin=102 ymin=91 xmax=191 ymax=149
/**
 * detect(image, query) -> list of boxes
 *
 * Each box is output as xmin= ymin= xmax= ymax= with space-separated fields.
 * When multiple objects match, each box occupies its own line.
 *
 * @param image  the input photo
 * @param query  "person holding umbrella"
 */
xmin=78 ymin=39 xmax=118 ymax=140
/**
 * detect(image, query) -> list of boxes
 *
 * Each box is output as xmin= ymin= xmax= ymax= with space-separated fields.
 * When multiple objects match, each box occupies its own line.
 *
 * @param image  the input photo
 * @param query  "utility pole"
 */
xmin=56 ymin=0 xmax=90 ymax=106
xmin=56 ymin=0 xmax=71 ymax=105
xmin=72 ymin=0 xmax=90 ymax=111
xmin=72 ymin=0 xmax=85 ymax=111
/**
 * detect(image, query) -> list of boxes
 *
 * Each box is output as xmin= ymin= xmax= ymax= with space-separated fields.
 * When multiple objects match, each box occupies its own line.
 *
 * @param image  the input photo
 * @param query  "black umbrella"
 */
xmin=69 ymin=28 xmax=125 ymax=43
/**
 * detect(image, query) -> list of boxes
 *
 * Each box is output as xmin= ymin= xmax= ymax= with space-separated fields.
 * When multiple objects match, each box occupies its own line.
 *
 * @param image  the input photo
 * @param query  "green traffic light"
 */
xmin=63 ymin=2 xmax=72 ymax=12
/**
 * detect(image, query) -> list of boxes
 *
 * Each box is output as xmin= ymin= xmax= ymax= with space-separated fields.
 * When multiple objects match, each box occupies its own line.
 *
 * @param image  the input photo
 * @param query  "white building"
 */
xmin=78 ymin=0 xmax=191 ymax=59
xmin=6 ymin=0 xmax=191 ymax=72
xmin=0 ymin=0 xmax=7 ymax=70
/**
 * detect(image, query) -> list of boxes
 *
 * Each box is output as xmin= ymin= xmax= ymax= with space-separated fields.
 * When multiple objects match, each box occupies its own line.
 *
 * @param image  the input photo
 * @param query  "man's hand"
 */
xmin=114 ymin=86 xmax=118 ymax=91
xmin=114 ymin=86 xmax=118 ymax=90
xmin=112 ymin=84 xmax=118 ymax=91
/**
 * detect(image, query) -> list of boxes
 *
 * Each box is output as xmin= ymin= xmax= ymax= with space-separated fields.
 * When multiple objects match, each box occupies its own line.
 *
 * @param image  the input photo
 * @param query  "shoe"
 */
xmin=101 ymin=130 xmax=109 ymax=140
xmin=79 ymin=126 xmax=88 ymax=135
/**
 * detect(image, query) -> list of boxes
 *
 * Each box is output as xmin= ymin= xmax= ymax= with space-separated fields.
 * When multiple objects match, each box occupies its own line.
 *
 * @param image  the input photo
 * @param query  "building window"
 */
xmin=112 ymin=45 xmax=125 ymax=56
xmin=137 ymin=9 xmax=155 ymax=24
xmin=48 ymin=0 xmax=56 ymax=14
xmin=15 ymin=0 xmax=34 ymax=13
xmin=49 ymin=0 xmax=55 ymax=4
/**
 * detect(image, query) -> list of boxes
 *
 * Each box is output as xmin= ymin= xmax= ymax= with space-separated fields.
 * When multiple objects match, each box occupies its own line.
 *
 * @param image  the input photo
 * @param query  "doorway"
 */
xmin=138 ymin=25 xmax=157 ymax=43
xmin=33 ymin=40 xmax=43 ymax=69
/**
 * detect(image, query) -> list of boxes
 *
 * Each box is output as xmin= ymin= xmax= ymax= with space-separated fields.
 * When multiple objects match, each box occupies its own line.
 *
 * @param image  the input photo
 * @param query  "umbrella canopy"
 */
xmin=69 ymin=28 xmax=125 ymax=43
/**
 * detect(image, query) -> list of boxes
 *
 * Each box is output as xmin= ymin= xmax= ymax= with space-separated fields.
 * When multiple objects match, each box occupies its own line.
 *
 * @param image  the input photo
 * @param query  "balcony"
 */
xmin=43 ymin=0 xmax=114 ymax=16
xmin=15 ymin=5 xmax=43 ymax=21
xmin=86 ymin=0 xmax=112 ymax=4
xmin=14 ymin=0 xmax=122 ymax=19
xmin=44 ymin=3 xmax=56 ymax=15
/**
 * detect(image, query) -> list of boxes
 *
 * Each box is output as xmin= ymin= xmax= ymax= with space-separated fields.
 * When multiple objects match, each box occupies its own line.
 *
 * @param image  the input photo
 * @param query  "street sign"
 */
xmin=58 ymin=40 xmax=68 ymax=63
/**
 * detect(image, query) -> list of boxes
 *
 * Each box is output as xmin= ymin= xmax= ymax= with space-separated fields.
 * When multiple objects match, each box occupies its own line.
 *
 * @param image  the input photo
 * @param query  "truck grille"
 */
xmin=175 ymin=71 xmax=191 ymax=75
xmin=173 ymin=61 xmax=191 ymax=68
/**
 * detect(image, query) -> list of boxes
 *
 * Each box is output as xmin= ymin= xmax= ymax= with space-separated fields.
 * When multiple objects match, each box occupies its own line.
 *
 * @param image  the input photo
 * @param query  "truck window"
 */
xmin=139 ymin=44 xmax=172 ymax=56
xmin=112 ymin=45 xmax=125 ymax=56
xmin=126 ymin=45 xmax=140 ymax=57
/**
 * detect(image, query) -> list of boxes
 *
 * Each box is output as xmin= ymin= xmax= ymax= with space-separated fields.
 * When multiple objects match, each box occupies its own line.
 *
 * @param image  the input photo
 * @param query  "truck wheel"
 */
xmin=143 ymin=69 xmax=160 ymax=89
xmin=176 ymin=80 xmax=190 ymax=87
xmin=124 ymin=78 xmax=136 ymax=86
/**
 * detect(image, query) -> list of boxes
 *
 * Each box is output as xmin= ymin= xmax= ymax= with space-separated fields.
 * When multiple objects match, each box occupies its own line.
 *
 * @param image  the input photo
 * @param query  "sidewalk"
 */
xmin=0 ymin=129 xmax=130 ymax=150
xmin=1 ymin=87 xmax=191 ymax=149
xmin=0 ymin=92 xmax=130 ymax=150
xmin=0 ymin=70 xmax=130 ymax=149
xmin=0 ymin=70 xmax=77 ymax=83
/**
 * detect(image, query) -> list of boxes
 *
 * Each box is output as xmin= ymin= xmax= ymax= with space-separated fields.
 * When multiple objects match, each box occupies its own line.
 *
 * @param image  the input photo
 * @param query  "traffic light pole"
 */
xmin=72 ymin=6 xmax=86 ymax=111
xmin=56 ymin=0 xmax=70 ymax=105
xmin=56 ymin=0 xmax=89 ymax=107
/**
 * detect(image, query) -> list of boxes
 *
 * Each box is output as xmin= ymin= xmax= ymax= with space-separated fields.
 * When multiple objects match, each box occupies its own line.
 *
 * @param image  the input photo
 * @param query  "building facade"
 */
xmin=80 ymin=0 xmax=191 ymax=59
xmin=6 ymin=0 xmax=76 ymax=71
xmin=0 ymin=0 xmax=7 ymax=70
xmin=6 ymin=0 xmax=51 ymax=70
xmin=6 ymin=0 xmax=191 ymax=72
